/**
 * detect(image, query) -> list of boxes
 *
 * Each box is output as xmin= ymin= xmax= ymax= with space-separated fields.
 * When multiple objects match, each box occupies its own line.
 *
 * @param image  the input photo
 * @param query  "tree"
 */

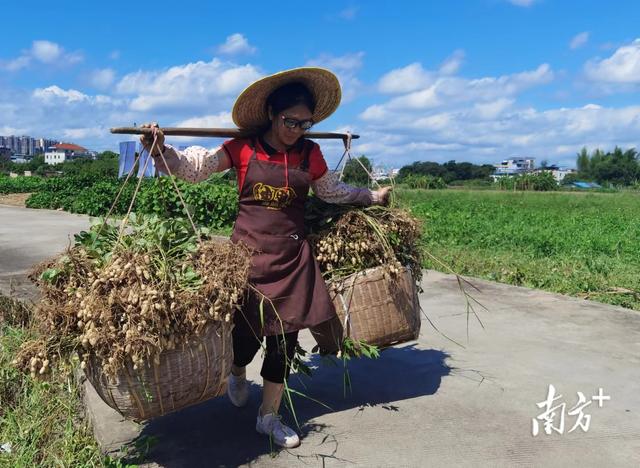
xmin=342 ymin=155 xmax=373 ymax=187
xmin=576 ymin=147 xmax=590 ymax=176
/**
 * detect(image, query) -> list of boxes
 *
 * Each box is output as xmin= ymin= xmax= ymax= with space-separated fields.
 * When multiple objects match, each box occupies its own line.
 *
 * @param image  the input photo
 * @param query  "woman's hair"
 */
xmin=266 ymin=82 xmax=316 ymax=117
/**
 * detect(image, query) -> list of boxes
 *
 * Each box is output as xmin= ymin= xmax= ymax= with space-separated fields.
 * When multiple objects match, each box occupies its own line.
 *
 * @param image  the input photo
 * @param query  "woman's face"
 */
xmin=270 ymin=103 xmax=313 ymax=147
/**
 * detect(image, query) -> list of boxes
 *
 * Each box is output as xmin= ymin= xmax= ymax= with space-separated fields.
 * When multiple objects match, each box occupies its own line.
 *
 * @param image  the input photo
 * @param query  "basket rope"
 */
xmin=334 ymin=131 xmax=382 ymax=189
xmin=92 ymin=132 xmax=202 ymax=247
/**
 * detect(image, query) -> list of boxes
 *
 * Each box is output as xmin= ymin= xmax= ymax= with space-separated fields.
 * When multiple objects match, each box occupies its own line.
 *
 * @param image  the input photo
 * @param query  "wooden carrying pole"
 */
xmin=111 ymin=127 xmax=359 ymax=140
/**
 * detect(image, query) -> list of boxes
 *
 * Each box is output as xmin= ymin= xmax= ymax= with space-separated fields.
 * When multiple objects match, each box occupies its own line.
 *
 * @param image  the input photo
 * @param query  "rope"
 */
xmin=94 ymin=131 xmax=203 ymax=249
xmin=92 ymin=148 xmax=144 ymax=246
xmin=150 ymin=132 xmax=202 ymax=243
xmin=115 ymin=137 xmax=156 ymax=245
xmin=334 ymin=131 xmax=382 ymax=189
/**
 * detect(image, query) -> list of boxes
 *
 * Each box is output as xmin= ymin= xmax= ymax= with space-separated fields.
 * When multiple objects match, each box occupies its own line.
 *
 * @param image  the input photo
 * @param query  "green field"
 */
xmin=397 ymin=189 xmax=640 ymax=311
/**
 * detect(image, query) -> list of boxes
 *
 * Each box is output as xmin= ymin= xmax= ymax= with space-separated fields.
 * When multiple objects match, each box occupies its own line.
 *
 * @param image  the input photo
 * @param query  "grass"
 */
xmin=0 ymin=294 xmax=140 ymax=468
xmin=397 ymin=189 xmax=640 ymax=310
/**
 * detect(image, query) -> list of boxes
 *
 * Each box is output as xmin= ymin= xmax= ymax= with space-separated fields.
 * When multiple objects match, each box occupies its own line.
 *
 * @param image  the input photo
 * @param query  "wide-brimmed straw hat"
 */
xmin=232 ymin=67 xmax=342 ymax=130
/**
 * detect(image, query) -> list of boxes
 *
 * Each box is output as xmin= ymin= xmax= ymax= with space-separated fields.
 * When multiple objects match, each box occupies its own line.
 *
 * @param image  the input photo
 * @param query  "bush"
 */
xmin=0 ymin=176 xmax=44 ymax=194
xmin=403 ymin=174 xmax=447 ymax=189
xmin=495 ymin=172 xmax=558 ymax=191
xmin=135 ymin=177 xmax=238 ymax=229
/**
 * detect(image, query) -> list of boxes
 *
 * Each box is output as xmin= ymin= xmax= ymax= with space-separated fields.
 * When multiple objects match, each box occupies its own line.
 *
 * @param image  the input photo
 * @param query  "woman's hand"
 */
xmin=139 ymin=122 xmax=165 ymax=156
xmin=373 ymin=186 xmax=393 ymax=206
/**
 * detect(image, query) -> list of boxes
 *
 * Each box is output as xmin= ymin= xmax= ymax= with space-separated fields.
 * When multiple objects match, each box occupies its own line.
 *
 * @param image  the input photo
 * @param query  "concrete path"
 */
xmin=1 ymin=205 xmax=639 ymax=467
xmin=0 ymin=204 xmax=92 ymax=300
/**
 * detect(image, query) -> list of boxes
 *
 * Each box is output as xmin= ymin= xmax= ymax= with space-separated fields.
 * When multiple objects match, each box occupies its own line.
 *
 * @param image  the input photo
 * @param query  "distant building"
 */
xmin=0 ymin=135 xmax=59 ymax=156
xmin=371 ymin=166 xmax=400 ymax=181
xmin=44 ymin=143 xmax=91 ymax=165
xmin=493 ymin=158 xmax=536 ymax=178
xmin=0 ymin=147 xmax=11 ymax=161
xmin=535 ymin=165 xmax=576 ymax=182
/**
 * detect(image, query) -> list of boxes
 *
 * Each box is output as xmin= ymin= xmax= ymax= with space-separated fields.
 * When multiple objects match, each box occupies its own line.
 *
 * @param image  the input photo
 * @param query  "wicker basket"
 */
xmin=84 ymin=321 xmax=232 ymax=421
xmin=312 ymin=266 xmax=421 ymax=351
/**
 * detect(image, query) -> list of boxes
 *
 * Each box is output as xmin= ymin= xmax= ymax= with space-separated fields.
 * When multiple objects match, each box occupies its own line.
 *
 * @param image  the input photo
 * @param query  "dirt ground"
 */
xmin=0 ymin=193 xmax=31 ymax=207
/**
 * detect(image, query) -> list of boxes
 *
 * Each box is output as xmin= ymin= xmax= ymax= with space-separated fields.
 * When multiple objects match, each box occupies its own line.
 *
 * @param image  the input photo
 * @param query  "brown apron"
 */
xmin=231 ymin=140 xmax=336 ymax=337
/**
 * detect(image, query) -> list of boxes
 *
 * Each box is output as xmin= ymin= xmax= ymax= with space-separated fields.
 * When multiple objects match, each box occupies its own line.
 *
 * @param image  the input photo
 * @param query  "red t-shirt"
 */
xmin=222 ymin=137 xmax=328 ymax=190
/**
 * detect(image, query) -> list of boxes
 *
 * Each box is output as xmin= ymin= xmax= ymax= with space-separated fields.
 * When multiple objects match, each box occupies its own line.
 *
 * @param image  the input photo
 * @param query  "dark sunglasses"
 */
xmin=281 ymin=115 xmax=314 ymax=131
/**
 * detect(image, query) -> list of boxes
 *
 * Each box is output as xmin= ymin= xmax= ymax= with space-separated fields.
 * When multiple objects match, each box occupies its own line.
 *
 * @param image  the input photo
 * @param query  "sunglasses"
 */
xmin=281 ymin=115 xmax=314 ymax=131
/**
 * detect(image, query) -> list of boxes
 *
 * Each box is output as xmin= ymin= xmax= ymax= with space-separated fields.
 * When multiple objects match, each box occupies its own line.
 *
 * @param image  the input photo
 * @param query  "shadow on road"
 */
xmin=134 ymin=344 xmax=451 ymax=467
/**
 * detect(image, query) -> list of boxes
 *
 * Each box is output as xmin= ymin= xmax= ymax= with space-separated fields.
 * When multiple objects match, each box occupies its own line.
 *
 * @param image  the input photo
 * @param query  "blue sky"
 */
xmin=2 ymin=0 xmax=640 ymax=168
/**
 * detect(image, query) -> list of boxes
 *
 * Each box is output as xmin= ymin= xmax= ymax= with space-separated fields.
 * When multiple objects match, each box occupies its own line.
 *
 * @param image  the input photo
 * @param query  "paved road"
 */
xmin=0 ymin=204 xmax=92 ymax=300
xmin=2 ymin=205 xmax=639 ymax=467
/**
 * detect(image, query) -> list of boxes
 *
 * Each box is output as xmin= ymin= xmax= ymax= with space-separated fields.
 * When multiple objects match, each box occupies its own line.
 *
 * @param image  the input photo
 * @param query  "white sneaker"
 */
xmin=256 ymin=409 xmax=300 ymax=448
xmin=227 ymin=372 xmax=249 ymax=407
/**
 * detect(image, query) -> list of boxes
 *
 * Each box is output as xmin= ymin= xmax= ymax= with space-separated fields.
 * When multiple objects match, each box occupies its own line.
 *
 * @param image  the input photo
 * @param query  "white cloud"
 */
xmin=176 ymin=112 xmax=234 ymax=128
xmin=350 ymin=61 xmax=640 ymax=168
xmin=378 ymin=63 xmax=433 ymax=94
xmin=116 ymin=59 xmax=262 ymax=112
xmin=570 ymin=32 xmax=590 ymax=50
xmin=306 ymin=52 xmax=365 ymax=102
xmin=439 ymin=50 xmax=465 ymax=75
xmin=1 ymin=40 xmax=83 ymax=71
xmin=31 ymin=40 xmax=63 ymax=63
xmin=584 ymin=39 xmax=640 ymax=83
xmin=89 ymin=68 xmax=116 ymax=90
xmin=62 ymin=127 xmax=106 ymax=140
xmin=109 ymin=50 xmax=121 ymax=60
xmin=2 ymin=55 xmax=31 ymax=71
xmin=216 ymin=33 xmax=256 ymax=56
xmin=370 ymin=63 xmax=553 ymax=114
xmin=33 ymin=86 xmax=90 ymax=104
xmin=354 ymin=99 xmax=640 ymax=167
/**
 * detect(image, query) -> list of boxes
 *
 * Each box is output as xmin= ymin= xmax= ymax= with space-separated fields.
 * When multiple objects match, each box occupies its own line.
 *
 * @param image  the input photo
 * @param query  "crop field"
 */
xmin=398 ymin=189 xmax=640 ymax=311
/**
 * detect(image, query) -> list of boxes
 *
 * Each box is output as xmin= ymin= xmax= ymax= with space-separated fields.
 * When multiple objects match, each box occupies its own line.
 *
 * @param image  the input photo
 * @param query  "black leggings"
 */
xmin=232 ymin=325 xmax=299 ymax=384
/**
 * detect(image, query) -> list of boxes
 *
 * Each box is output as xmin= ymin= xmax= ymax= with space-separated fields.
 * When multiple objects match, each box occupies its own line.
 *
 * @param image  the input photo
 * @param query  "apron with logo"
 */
xmin=231 ymin=139 xmax=336 ymax=337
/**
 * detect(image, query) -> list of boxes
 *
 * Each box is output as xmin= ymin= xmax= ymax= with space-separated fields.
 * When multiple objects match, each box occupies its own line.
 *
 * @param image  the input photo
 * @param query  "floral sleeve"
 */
xmin=152 ymin=144 xmax=227 ymax=183
xmin=310 ymin=170 xmax=378 ymax=205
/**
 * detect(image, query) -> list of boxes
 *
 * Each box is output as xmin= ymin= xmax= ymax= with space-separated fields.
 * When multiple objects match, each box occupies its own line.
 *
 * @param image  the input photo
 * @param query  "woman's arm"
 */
xmin=310 ymin=170 xmax=390 ymax=205
xmin=152 ymin=144 xmax=231 ymax=183
xmin=140 ymin=123 xmax=231 ymax=183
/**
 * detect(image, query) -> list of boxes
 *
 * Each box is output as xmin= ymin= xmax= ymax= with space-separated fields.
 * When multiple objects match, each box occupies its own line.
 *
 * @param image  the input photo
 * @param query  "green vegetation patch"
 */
xmin=399 ymin=189 xmax=640 ymax=310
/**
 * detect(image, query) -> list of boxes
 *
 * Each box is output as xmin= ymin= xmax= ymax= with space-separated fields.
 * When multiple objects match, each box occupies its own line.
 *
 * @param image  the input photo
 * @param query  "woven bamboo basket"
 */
xmin=312 ymin=265 xmax=421 ymax=352
xmin=84 ymin=321 xmax=232 ymax=421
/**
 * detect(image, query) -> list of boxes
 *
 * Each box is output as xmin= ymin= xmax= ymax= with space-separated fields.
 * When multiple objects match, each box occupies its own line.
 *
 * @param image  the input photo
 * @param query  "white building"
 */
xmin=45 ymin=151 xmax=68 ymax=165
xmin=535 ymin=166 xmax=576 ymax=182
xmin=493 ymin=158 xmax=536 ymax=176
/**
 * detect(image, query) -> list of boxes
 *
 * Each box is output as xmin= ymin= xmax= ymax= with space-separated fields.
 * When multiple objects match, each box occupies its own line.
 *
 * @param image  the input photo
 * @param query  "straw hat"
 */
xmin=232 ymin=67 xmax=342 ymax=130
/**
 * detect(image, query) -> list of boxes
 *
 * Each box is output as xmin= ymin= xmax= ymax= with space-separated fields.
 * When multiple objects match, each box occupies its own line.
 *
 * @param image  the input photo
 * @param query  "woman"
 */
xmin=141 ymin=67 xmax=391 ymax=449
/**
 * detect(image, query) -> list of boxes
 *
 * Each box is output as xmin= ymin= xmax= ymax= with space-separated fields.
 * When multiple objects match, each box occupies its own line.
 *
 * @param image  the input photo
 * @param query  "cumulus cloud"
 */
xmin=368 ymin=63 xmax=553 ymax=116
xmin=570 ymin=32 xmax=590 ymax=50
xmin=584 ymin=39 xmax=640 ymax=83
xmin=116 ymin=59 xmax=262 ymax=112
xmin=33 ymin=86 xmax=90 ymax=104
xmin=439 ymin=50 xmax=465 ymax=75
xmin=176 ymin=112 xmax=234 ymax=128
xmin=216 ymin=33 xmax=257 ymax=56
xmin=350 ymin=60 xmax=640 ymax=167
xmin=89 ymin=68 xmax=116 ymax=90
xmin=306 ymin=52 xmax=365 ymax=102
xmin=1 ymin=56 xmax=267 ymax=152
xmin=378 ymin=63 xmax=434 ymax=94
xmin=0 ymin=40 xmax=83 ymax=71
xmin=31 ymin=40 xmax=63 ymax=63
xmin=354 ymin=100 xmax=640 ymax=167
